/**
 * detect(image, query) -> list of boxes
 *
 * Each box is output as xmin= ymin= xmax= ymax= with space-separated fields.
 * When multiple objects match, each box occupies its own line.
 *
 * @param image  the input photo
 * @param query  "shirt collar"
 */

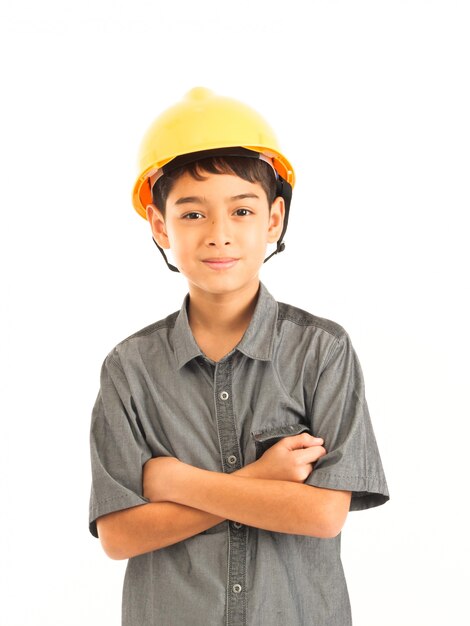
xmin=173 ymin=281 xmax=278 ymax=370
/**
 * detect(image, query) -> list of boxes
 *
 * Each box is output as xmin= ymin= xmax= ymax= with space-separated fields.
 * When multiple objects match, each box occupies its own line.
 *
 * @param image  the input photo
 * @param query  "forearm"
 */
xmin=97 ymin=501 xmax=224 ymax=559
xmin=169 ymin=464 xmax=350 ymax=538
xmin=97 ymin=464 xmax=255 ymax=560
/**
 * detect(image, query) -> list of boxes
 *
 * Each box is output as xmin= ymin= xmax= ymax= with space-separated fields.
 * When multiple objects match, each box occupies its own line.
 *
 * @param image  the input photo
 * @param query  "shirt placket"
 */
xmin=214 ymin=358 xmax=247 ymax=626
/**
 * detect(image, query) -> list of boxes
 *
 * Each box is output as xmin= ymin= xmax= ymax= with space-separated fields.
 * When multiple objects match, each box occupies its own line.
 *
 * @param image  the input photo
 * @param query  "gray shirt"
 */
xmin=89 ymin=281 xmax=389 ymax=626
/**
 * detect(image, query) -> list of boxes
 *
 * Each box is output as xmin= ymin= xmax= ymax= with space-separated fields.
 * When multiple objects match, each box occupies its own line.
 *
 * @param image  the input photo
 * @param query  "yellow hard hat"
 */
xmin=132 ymin=87 xmax=295 ymax=220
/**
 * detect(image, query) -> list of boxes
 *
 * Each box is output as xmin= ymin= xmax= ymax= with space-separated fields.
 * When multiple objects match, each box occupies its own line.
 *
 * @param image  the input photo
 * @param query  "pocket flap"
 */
xmin=252 ymin=423 xmax=311 ymax=443
xmin=252 ymin=423 xmax=312 ymax=459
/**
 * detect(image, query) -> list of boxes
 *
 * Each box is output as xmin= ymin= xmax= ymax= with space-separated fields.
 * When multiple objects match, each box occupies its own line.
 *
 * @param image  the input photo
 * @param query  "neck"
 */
xmin=187 ymin=278 xmax=261 ymax=335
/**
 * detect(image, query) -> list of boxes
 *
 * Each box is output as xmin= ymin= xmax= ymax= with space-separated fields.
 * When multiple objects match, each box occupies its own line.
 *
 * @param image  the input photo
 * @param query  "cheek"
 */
xmin=168 ymin=232 xmax=197 ymax=272
xmin=166 ymin=225 xmax=187 ymax=253
xmin=246 ymin=223 xmax=270 ymax=247
xmin=171 ymin=242 xmax=190 ymax=265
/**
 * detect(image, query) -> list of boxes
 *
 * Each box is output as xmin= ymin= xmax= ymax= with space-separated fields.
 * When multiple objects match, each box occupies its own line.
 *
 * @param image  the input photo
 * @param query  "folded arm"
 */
xmin=97 ymin=433 xmax=351 ymax=560
xmin=97 ymin=463 xmax=253 ymax=560
xmin=159 ymin=459 xmax=350 ymax=537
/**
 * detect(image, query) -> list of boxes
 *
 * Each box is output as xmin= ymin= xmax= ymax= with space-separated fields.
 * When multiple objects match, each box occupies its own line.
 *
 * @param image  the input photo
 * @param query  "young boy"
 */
xmin=89 ymin=87 xmax=390 ymax=626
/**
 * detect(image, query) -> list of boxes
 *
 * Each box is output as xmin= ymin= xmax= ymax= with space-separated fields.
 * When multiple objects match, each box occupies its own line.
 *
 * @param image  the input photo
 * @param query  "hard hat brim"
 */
xmin=132 ymin=145 xmax=295 ymax=220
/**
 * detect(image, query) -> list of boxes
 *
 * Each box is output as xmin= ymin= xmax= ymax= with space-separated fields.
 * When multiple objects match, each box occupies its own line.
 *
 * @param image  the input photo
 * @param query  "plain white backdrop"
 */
xmin=1 ymin=1 xmax=469 ymax=624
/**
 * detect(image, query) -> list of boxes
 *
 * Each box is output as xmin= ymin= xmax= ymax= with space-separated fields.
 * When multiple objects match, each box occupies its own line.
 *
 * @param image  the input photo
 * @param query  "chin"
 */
xmin=188 ymin=273 xmax=259 ymax=295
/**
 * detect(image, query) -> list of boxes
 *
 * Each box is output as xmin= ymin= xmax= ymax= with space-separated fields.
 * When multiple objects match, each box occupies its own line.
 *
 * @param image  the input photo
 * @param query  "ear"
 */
xmin=146 ymin=204 xmax=170 ymax=249
xmin=267 ymin=196 xmax=285 ymax=244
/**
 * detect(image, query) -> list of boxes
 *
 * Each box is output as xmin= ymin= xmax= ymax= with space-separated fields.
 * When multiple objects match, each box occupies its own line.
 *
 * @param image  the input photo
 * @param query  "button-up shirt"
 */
xmin=89 ymin=281 xmax=389 ymax=626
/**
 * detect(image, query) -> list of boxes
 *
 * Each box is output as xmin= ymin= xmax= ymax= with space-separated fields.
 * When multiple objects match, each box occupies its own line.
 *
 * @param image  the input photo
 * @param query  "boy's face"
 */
xmin=146 ymin=171 xmax=285 ymax=296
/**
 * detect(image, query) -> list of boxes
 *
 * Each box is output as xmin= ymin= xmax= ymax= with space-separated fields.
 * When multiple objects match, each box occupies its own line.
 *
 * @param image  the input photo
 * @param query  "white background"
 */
xmin=1 ymin=1 xmax=469 ymax=625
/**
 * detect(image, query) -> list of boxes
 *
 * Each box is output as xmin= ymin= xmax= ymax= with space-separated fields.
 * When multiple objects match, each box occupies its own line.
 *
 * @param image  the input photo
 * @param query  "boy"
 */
xmin=89 ymin=87 xmax=390 ymax=626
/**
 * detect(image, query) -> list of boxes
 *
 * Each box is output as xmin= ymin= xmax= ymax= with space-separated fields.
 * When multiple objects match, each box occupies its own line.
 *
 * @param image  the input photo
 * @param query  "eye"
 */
xmin=182 ymin=212 xmax=204 ymax=220
xmin=234 ymin=208 xmax=253 ymax=216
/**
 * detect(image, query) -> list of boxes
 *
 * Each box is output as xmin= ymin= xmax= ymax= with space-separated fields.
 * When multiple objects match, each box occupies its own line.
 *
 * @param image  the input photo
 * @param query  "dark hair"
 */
xmin=151 ymin=156 xmax=278 ymax=217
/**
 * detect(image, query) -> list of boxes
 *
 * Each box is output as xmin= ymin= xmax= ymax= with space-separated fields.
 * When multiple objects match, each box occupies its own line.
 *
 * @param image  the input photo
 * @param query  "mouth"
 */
xmin=202 ymin=258 xmax=240 ymax=270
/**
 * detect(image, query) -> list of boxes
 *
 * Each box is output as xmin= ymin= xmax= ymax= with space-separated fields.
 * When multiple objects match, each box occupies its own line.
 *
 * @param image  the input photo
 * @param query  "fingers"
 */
xmin=293 ymin=445 xmax=327 ymax=464
xmin=282 ymin=432 xmax=325 ymax=450
xmin=281 ymin=433 xmax=327 ymax=464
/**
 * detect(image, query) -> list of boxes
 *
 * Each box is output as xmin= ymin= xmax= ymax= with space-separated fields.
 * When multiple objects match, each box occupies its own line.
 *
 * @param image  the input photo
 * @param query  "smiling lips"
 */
xmin=202 ymin=258 xmax=239 ymax=270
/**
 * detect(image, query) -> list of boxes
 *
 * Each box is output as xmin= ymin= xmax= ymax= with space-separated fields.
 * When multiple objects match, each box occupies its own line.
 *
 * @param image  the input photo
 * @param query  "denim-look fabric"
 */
xmin=89 ymin=281 xmax=389 ymax=626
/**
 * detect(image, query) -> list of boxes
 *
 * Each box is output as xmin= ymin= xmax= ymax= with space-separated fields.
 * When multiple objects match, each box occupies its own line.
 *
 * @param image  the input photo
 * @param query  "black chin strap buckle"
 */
xmin=263 ymin=240 xmax=286 ymax=264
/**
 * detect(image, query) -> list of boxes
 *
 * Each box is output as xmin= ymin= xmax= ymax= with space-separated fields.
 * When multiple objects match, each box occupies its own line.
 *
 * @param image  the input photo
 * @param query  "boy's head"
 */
xmin=132 ymin=87 xmax=295 ymax=274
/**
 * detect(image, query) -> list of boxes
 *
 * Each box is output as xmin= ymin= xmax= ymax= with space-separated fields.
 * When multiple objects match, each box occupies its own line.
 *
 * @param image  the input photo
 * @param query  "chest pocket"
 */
xmin=252 ymin=423 xmax=312 ymax=460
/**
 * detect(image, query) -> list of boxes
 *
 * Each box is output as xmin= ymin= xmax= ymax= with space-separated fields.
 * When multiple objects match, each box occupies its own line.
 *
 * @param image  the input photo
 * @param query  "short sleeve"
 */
xmin=88 ymin=350 xmax=153 ymax=538
xmin=305 ymin=331 xmax=390 ymax=511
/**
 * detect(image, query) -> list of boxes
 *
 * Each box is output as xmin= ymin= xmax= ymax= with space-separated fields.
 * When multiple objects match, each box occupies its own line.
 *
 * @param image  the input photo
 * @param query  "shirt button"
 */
xmin=232 ymin=521 xmax=243 ymax=529
xmin=227 ymin=455 xmax=237 ymax=465
xmin=220 ymin=391 xmax=229 ymax=401
xmin=232 ymin=584 xmax=242 ymax=593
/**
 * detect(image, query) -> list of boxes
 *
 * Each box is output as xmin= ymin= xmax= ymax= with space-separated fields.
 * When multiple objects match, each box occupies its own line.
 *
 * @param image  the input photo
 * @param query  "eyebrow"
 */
xmin=174 ymin=193 xmax=260 ymax=206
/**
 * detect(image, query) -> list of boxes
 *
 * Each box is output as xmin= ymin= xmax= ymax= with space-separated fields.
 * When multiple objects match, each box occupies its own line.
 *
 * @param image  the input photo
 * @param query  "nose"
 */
xmin=205 ymin=216 xmax=232 ymax=247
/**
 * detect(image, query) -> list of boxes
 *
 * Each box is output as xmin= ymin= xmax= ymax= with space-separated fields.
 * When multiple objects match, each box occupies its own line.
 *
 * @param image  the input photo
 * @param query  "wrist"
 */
xmin=234 ymin=461 xmax=264 ymax=480
xmin=170 ymin=462 xmax=262 ymax=506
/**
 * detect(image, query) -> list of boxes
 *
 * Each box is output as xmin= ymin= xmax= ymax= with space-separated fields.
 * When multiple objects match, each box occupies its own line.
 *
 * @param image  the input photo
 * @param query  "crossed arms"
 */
xmin=96 ymin=433 xmax=352 ymax=560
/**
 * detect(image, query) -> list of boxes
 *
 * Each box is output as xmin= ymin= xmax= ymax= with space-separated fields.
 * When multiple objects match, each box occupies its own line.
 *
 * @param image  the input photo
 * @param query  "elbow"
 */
xmin=318 ymin=508 xmax=349 ymax=539
xmin=315 ymin=518 xmax=346 ymax=539
xmin=98 ymin=530 xmax=128 ymax=561
xmin=96 ymin=514 xmax=133 ymax=561
xmin=100 ymin=540 xmax=128 ymax=561
xmin=96 ymin=505 xmax=165 ymax=560
xmin=307 ymin=488 xmax=351 ymax=539
xmin=306 ymin=518 xmax=343 ymax=539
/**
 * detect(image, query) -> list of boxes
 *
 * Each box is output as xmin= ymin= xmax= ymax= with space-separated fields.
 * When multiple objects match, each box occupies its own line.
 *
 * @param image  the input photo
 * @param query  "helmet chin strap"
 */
xmin=263 ymin=175 xmax=291 ymax=264
xmin=152 ymin=238 xmax=180 ymax=273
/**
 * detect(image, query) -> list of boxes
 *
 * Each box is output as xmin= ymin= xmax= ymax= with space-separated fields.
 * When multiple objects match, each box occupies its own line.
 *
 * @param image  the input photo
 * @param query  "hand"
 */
xmin=251 ymin=433 xmax=327 ymax=483
xmin=143 ymin=456 xmax=183 ymax=503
